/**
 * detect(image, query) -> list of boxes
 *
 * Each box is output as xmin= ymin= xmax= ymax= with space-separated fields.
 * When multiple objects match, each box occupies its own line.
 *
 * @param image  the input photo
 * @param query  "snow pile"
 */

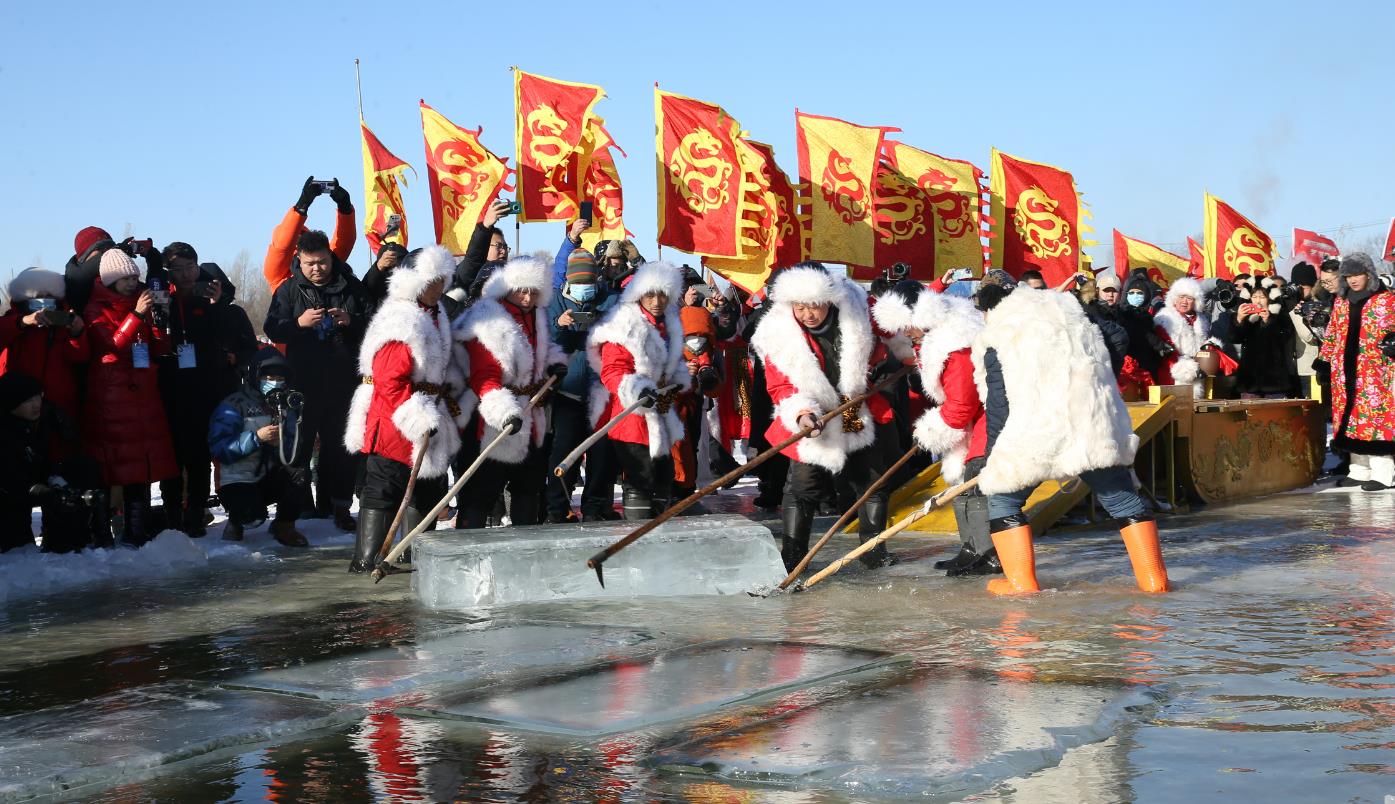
xmin=0 ymin=530 xmax=273 ymax=604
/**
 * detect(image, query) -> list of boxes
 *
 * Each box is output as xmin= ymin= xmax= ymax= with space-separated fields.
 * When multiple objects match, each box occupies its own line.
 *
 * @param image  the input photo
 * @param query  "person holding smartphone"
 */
xmin=0 ymin=268 xmax=90 ymax=458
xmin=544 ymin=248 xmax=621 ymax=522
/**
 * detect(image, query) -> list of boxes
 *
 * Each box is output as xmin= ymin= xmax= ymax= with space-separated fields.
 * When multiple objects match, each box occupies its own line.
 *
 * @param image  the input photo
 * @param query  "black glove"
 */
xmin=696 ymin=365 xmax=719 ymax=392
xmin=502 ymin=415 xmax=524 ymax=434
xmin=638 ymin=388 xmax=659 ymax=409
xmin=868 ymin=355 xmax=903 ymax=385
xmin=546 ymin=363 xmax=568 ymax=380
xmin=329 ymin=178 xmax=353 ymax=214
xmin=1158 ymin=342 xmax=1177 ymax=358
xmin=1381 ymin=332 xmax=1395 ymax=360
xmin=295 ymin=176 xmax=318 ymax=214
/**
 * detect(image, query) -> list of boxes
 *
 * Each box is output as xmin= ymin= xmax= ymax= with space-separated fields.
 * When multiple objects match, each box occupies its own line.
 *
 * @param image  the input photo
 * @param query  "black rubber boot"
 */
xmin=935 ymin=544 xmax=979 ymax=571
xmin=121 ymin=487 xmax=150 ymax=548
xmin=183 ymin=506 xmax=208 ymax=538
xmin=857 ymin=496 xmax=897 ymax=568
xmin=623 ymin=488 xmax=652 ymax=521
xmin=397 ymin=506 xmax=435 ymax=563
xmin=90 ymin=495 xmax=115 ymax=549
xmin=349 ymin=508 xmax=393 ymax=573
xmin=780 ymin=500 xmax=814 ymax=572
xmin=947 ymin=547 xmax=1003 ymax=576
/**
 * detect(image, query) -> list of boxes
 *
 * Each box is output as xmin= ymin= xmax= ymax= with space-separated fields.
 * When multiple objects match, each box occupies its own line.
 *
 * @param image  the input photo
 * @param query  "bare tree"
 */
xmin=223 ymin=250 xmax=274 ymax=337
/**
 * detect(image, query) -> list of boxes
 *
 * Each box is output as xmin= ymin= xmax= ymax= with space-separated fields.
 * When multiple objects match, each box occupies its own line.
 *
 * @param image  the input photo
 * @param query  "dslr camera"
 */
xmin=883 ymin=262 xmax=911 ymax=282
xmin=1208 ymin=279 xmax=1239 ymax=309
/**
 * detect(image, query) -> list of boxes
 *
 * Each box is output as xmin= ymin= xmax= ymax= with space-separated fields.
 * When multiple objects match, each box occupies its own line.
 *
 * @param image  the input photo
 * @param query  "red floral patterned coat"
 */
xmin=1320 ymin=289 xmax=1395 ymax=450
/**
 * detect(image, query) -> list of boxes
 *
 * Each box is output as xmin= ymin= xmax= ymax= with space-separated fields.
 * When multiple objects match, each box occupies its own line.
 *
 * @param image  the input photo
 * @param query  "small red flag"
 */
xmin=1292 ymin=228 xmax=1339 ymax=267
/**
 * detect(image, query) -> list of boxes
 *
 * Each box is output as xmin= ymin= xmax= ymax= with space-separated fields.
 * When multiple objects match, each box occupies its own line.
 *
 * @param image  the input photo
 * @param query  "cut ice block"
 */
xmin=0 ymin=683 xmax=355 ymax=801
xmin=649 ymin=666 xmax=1153 ymax=798
xmin=401 ymin=639 xmax=897 ymax=736
xmin=225 ymin=623 xmax=652 ymax=702
xmin=412 ymin=515 xmax=785 ymax=608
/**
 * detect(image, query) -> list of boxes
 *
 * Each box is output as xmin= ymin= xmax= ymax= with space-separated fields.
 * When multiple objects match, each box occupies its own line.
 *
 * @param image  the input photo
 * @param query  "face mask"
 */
xmin=570 ymin=283 xmax=597 ymax=302
xmin=1126 ymin=291 xmax=1146 ymax=307
xmin=684 ymin=335 xmax=709 ymax=355
xmin=260 ymin=378 xmax=286 ymax=396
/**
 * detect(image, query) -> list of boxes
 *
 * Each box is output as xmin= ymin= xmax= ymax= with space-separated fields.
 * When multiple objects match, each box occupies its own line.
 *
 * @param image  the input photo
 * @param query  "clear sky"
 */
xmin=3 ymin=0 xmax=1391 ymax=285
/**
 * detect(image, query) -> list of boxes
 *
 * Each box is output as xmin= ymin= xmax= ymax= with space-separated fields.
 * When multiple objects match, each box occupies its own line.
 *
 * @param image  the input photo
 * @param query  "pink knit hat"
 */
xmin=98 ymin=249 xmax=141 ymax=287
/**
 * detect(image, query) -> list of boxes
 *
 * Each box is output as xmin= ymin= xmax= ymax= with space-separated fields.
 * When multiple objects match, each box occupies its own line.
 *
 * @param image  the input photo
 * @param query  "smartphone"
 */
xmin=578 ymin=201 xmax=594 ymax=222
xmin=498 ymin=198 xmax=521 ymax=215
xmin=570 ymin=309 xmax=597 ymax=327
xmin=949 ymin=268 xmax=974 ymax=281
xmin=46 ymin=309 xmax=74 ymax=327
xmin=312 ymin=178 xmax=339 ymax=195
xmin=192 ymin=280 xmax=213 ymax=299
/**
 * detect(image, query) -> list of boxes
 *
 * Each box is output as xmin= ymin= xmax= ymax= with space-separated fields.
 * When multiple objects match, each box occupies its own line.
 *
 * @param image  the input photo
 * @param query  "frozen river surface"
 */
xmin=1 ymin=483 xmax=1393 ymax=802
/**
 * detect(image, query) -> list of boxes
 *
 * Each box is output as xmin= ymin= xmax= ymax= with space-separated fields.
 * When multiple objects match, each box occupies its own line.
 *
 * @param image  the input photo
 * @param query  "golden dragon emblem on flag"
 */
xmin=1012 ymin=185 xmax=1072 ymax=259
xmin=916 ymin=168 xmax=972 ymax=240
xmin=526 ymin=104 xmax=571 ymax=171
xmin=667 ymin=129 xmax=734 ymax=214
xmin=1223 ymin=226 xmax=1273 ymax=275
xmin=432 ymin=140 xmax=491 ymax=206
xmin=874 ymin=171 xmax=926 ymax=245
xmin=821 ymin=150 xmax=868 ymax=224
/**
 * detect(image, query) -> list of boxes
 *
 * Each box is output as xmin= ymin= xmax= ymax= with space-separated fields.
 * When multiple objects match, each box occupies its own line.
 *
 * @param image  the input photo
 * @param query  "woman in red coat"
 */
xmin=0 ymin=268 xmax=89 ymax=458
xmin=82 ymin=250 xmax=177 ymax=546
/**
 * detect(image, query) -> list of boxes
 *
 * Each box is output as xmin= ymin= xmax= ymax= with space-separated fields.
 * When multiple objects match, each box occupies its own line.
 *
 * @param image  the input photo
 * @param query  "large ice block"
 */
xmin=412 ymin=514 xmax=785 ymax=608
xmin=401 ymin=639 xmax=897 ymax=736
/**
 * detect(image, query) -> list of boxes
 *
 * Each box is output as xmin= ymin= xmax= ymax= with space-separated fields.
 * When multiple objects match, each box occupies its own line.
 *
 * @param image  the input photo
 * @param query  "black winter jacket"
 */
xmin=263 ymin=260 xmax=368 ymax=391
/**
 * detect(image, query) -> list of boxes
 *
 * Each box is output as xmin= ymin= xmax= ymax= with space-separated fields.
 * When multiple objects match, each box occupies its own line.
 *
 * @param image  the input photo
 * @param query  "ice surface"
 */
xmin=226 ymin=623 xmax=653 ymax=702
xmin=412 ymin=514 xmax=786 ymax=608
xmin=0 ymin=683 xmax=356 ymax=801
xmin=401 ymin=639 xmax=897 ymax=736
xmin=648 ymin=666 xmax=1154 ymax=798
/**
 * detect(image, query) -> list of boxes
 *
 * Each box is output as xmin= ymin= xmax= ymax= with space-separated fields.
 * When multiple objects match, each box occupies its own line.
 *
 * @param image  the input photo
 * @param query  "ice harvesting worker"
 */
xmin=749 ymin=264 xmax=903 ymax=572
xmin=586 ymin=261 xmax=692 ymax=520
xmin=343 ymin=246 xmax=466 ymax=570
xmin=971 ymin=281 xmax=1170 ymax=595
xmin=454 ymin=256 xmax=568 ymax=528
xmin=872 ymin=279 xmax=993 ymax=577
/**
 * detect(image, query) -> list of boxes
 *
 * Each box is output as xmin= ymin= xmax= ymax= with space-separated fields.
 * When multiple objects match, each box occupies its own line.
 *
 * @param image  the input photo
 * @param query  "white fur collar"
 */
xmin=911 ymin=294 xmax=982 ymax=403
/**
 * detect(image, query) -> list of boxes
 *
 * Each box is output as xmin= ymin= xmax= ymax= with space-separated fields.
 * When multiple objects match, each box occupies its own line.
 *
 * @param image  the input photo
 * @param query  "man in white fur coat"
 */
xmin=453 ymin=256 xmax=568 ymax=528
xmin=749 ymin=264 xmax=904 ymax=572
xmin=872 ymin=279 xmax=996 ymax=577
xmin=343 ymin=245 xmax=468 ymax=573
xmin=972 ymin=281 xmax=1170 ymax=595
xmin=586 ymin=261 xmax=691 ymax=520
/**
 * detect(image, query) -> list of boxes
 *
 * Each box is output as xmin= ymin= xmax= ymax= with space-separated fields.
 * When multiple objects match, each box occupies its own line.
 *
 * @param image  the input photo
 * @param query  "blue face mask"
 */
xmin=1126 ymin=291 xmax=1146 ymax=307
xmin=260 ymin=378 xmax=286 ymax=396
xmin=570 ymin=283 xmax=597 ymax=302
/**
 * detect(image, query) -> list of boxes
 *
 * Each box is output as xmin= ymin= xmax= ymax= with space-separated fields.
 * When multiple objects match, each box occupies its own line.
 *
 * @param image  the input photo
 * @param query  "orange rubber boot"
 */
xmin=1120 ymin=518 xmax=1170 ymax=592
xmin=986 ymin=525 xmax=1040 ymax=595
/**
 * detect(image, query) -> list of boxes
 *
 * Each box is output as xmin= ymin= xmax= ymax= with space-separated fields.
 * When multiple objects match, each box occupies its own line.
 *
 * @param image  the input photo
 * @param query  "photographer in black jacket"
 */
xmin=263 ymin=229 xmax=369 ymax=531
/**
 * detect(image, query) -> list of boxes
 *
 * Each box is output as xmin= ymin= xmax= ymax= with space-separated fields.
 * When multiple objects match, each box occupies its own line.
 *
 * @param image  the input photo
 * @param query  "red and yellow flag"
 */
xmin=514 ymin=69 xmax=603 ymax=222
xmin=420 ymin=101 xmax=511 ymax=254
xmin=1187 ymin=237 xmax=1206 ymax=279
xmin=703 ymin=138 xmax=806 ymax=293
xmin=796 ymin=111 xmax=893 ymax=267
xmin=655 ymin=88 xmax=744 ymax=258
xmin=1203 ymin=193 xmax=1275 ymax=279
xmin=360 ymin=120 xmax=412 ymax=252
xmin=1112 ymin=229 xmax=1190 ymax=289
xmin=578 ymin=118 xmax=626 ymax=251
xmin=885 ymin=143 xmax=986 ymax=277
xmin=989 ymin=148 xmax=1084 ymax=285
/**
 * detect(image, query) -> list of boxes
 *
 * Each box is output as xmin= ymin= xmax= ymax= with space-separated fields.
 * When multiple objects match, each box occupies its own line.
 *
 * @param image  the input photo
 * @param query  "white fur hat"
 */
xmin=870 ymin=281 xmax=928 ymax=334
xmin=8 ymin=267 xmax=65 ymax=301
xmin=480 ymin=255 xmax=554 ymax=306
xmin=1165 ymin=277 xmax=1202 ymax=307
xmin=387 ymin=244 xmax=455 ymax=302
xmin=769 ymin=265 xmax=843 ymax=306
xmin=620 ymin=260 xmax=683 ymax=304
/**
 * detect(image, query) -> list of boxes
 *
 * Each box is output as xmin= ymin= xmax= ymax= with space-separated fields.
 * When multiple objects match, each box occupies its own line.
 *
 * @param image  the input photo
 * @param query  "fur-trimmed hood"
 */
xmin=1164 ymin=277 xmax=1202 ymax=309
xmin=386 ymin=245 xmax=454 ymax=304
xmin=769 ymin=265 xmax=839 ymax=306
xmin=972 ymin=287 xmax=1137 ymax=495
xmin=8 ymin=267 xmax=66 ymax=301
xmin=480 ymin=255 xmax=554 ymax=307
xmin=619 ymin=260 xmax=684 ymax=304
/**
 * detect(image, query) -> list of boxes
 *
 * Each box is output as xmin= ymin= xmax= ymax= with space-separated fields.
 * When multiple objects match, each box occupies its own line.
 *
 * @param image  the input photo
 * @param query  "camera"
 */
xmin=265 ymin=388 xmax=305 ymax=424
xmin=1298 ymin=299 xmax=1331 ymax=331
xmin=316 ymin=310 xmax=337 ymax=341
xmin=1209 ymin=279 xmax=1238 ymax=308
xmin=569 ymin=309 xmax=597 ymax=328
xmin=146 ymin=277 xmax=171 ymax=331
xmin=122 ymin=238 xmax=153 ymax=257
xmin=695 ymin=364 xmax=720 ymax=391
xmin=310 ymin=178 xmax=339 ymax=195
xmin=885 ymin=262 xmax=910 ymax=282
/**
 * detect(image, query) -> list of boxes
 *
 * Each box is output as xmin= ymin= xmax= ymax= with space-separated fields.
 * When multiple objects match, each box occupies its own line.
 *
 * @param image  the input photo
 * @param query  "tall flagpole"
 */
xmin=354 ymin=59 xmax=365 ymax=120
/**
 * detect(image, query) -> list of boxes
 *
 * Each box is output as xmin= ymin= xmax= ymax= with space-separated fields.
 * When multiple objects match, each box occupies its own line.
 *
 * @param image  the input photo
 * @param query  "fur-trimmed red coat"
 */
xmin=588 ymin=303 xmax=691 ymax=458
xmin=750 ymin=272 xmax=893 ymax=473
xmin=81 ymin=279 xmax=176 ymax=485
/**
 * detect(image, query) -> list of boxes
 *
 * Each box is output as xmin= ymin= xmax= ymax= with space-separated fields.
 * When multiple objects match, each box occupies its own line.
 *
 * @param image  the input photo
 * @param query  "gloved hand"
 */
xmin=503 ymin=415 xmax=524 ymax=434
xmin=1380 ymin=331 xmax=1395 ymax=360
xmin=638 ymin=387 xmax=659 ymax=409
xmin=546 ymin=363 xmax=568 ymax=380
xmin=295 ymin=176 xmax=318 ymax=214
xmin=797 ymin=412 xmax=823 ymax=435
xmin=868 ymin=355 xmax=903 ymax=385
xmin=329 ymin=179 xmax=353 ymax=214
xmin=1158 ymin=342 xmax=1177 ymax=358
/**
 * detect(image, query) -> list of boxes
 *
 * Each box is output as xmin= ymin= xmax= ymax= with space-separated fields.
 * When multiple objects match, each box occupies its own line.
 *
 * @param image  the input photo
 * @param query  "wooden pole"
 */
xmin=554 ymin=385 xmax=680 ymax=477
xmin=373 ymin=436 xmax=429 ymax=564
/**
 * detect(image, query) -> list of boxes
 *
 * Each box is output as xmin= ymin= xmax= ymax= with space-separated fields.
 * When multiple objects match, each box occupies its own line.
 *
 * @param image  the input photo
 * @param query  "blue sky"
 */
xmin=3 ymin=0 xmax=1391 ymax=285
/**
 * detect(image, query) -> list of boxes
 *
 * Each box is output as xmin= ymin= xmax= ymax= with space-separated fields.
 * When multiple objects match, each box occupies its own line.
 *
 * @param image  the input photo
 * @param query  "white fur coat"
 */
xmin=585 ymin=301 xmax=691 ymax=458
xmin=971 ymin=288 xmax=1138 ymax=496
xmin=343 ymin=297 xmax=467 ymax=479
xmin=453 ymin=298 xmax=566 ymax=465
xmin=1153 ymin=277 xmax=1210 ymax=397
xmin=749 ymin=269 xmax=877 ymax=473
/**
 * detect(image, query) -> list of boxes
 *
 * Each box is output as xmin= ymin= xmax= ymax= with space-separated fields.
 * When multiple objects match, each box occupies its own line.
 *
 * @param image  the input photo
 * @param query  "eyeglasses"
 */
xmin=489 ymin=242 xmax=510 ymax=255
